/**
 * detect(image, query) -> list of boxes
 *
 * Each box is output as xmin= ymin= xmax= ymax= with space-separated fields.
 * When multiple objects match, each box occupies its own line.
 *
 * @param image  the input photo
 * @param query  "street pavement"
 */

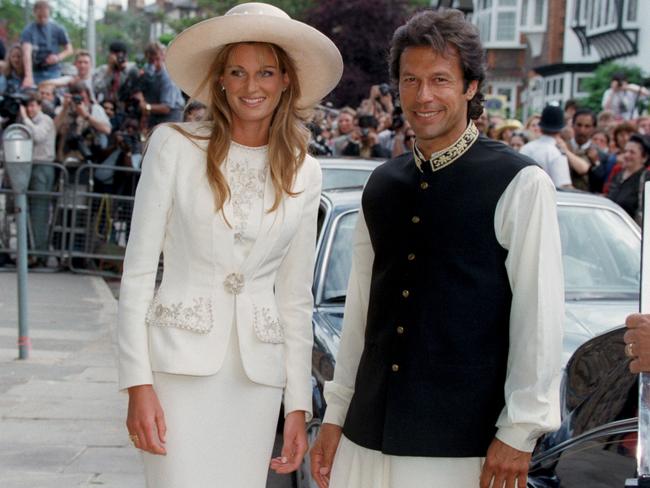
xmin=0 ymin=271 xmax=293 ymax=488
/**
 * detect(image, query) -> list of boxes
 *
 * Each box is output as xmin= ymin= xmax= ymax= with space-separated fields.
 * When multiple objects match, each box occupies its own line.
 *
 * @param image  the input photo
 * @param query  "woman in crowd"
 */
xmin=604 ymin=121 xmax=638 ymax=194
xmin=117 ymin=3 xmax=342 ymax=487
xmin=509 ymin=130 xmax=528 ymax=152
xmin=525 ymin=114 xmax=542 ymax=140
xmin=1 ymin=44 xmax=25 ymax=93
xmin=607 ymin=134 xmax=650 ymax=221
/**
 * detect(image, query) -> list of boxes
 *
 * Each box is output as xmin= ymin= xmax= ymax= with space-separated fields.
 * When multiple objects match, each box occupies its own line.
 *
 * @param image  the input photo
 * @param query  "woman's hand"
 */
xmin=270 ymin=410 xmax=308 ymax=474
xmin=126 ymin=384 xmax=167 ymax=455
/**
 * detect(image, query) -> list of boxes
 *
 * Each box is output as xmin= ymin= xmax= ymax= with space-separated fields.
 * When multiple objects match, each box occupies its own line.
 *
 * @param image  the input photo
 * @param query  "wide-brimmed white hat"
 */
xmin=165 ymin=2 xmax=343 ymax=109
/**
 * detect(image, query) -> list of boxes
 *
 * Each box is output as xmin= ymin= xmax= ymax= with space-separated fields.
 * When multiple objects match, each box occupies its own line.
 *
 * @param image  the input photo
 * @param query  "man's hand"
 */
xmin=310 ymin=423 xmax=342 ymax=488
xmin=480 ymin=438 xmax=531 ymax=488
xmin=126 ymin=384 xmax=167 ymax=455
xmin=625 ymin=314 xmax=650 ymax=373
xmin=46 ymin=53 xmax=59 ymax=65
xmin=270 ymin=410 xmax=308 ymax=474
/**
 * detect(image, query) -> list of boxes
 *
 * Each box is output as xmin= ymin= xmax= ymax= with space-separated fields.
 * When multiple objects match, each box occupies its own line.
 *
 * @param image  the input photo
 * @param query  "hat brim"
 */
xmin=165 ymin=14 xmax=343 ymax=110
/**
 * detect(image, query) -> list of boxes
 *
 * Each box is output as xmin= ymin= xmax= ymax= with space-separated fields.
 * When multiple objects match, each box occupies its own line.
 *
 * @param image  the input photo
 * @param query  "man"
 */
xmin=37 ymin=81 xmax=59 ymax=117
xmin=20 ymin=1 xmax=73 ymax=88
xmin=54 ymin=81 xmax=111 ymax=163
xmin=135 ymin=42 xmax=184 ymax=130
xmin=18 ymin=92 xmax=56 ymax=266
xmin=638 ymin=115 xmax=650 ymax=136
xmin=311 ymin=9 xmax=563 ymax=488
xmin=520 ymin=105 xmax=573 ymax=189
xmin=50 ymin=50 xmax=96 ymax=100
xmin=341 ymin=114 xmax=391 ymax=159
xmin=568 ymin=108 xmax=610 ymax=192
xmin=93 ymin=41 xmax=139 ymax=108
xmin=602 ymin=72 xmax=649 ymax=121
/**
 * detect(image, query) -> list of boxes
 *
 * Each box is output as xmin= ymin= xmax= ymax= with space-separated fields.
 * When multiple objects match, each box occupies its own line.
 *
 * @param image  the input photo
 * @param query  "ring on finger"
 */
xmin=129 ymin=433 xmax=139 ymax=445
xmin=625 ymin=342 xmax=635 ymax=358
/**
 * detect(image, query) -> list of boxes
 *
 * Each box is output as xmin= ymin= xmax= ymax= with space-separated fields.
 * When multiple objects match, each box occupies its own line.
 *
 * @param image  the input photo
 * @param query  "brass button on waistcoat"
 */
xmin=411 ymin=216 xmax=420 ymax=224
xmin=391 ymin=364 xmax=400 ymax=372
xmin=396 ymin=326 xmax=404 ymax=334
xmin=407 ymin=253 xmax=416 ymax=261
xmin=420 ymin=182 xmax=429 ymax=190
xmin=402 ymin=290 xmax=410 ymax=298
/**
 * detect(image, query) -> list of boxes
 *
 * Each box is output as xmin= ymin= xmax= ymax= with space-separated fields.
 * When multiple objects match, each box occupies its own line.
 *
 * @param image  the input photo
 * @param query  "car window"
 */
xmin=558 ymin=206 xmax=640 ymax=299
xmin=322 ymin=169 xmax=371 ymax=190
xmin=323 ymin=211 xmax=359 ymax=302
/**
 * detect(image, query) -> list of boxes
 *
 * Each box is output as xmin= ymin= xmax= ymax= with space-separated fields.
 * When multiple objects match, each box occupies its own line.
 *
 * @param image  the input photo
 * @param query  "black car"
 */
xmin=295 ymin=186 xmax=641 ymax=488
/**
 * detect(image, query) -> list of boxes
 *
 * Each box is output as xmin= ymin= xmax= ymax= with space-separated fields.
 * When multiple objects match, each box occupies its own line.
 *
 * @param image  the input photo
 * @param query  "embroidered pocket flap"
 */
xmin=252 ymin=304 xmax=284 ymax=344
xmin=145 ymin=294 xmax=214 ymax=334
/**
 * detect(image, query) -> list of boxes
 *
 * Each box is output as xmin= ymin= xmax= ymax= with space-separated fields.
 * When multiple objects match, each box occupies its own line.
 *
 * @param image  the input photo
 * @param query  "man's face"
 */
xmin=38 ymin=85 xmax=55 ymax=102
xmin=573 ymin=114 xmax=595 ymax=145
xmin=75 ymin=55 xmax=92 ymax=79
xmin=34 ymin=5 xmax=49 ymax=24
xmin=26 ymin=101 xmax=41 ymax=119
xmin=639 ymin=117 xmax=650 ymax=135
xmin=337 ymin=113 xmax=354 ymax=135
xmin=147 ymin=51 xmax=164 ymax=71
xmin=399 ymin=45 xmax=476 ymax=154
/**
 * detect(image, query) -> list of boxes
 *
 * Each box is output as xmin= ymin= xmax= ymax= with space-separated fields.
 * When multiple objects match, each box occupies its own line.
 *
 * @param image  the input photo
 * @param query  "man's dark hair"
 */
xmin=612 ymin=72 xmax=627 ymax=83
xmin=572 ymin=108 xmax=596 ymax=127
xmin=388 ymin=8 xmax=486 ymax=120
xmin=109 ymin=41 xmax=128 ymax=54
xmin=68 ymin=81 xmax=91 ymax=100
xmin=564 ymin=99 xmax=578 ymax=111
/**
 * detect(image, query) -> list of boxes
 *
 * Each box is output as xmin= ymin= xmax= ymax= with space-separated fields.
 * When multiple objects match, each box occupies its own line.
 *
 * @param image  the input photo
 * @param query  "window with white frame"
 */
xmin=585 ymin=0 xmax=619 ymax=33
xmin=626 ymin=0 xmax=638 ymax=22
xmin=488 ymin=81 xmax=519 ymax=118
xmin=574 ymin=73 xmax=592 ymax=97
xmin=520 ymin=0 xmax=547 ymax=31
xmin=473 ymin=0 xmax=521 ymax=46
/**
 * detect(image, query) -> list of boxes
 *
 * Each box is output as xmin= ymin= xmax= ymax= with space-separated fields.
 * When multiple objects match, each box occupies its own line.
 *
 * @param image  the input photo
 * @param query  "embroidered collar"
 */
xmin=413 ymin=122 xmax=479 ymax=173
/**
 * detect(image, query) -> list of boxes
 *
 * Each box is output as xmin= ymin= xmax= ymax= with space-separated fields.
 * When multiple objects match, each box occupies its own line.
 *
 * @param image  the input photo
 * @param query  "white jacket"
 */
xmin=117 ymin=123 xmax=321 ymax=417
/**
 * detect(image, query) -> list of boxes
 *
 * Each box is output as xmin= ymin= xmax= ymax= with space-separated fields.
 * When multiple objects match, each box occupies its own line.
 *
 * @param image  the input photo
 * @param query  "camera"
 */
xmin=72 ymin=94 xmax=84 ymax=105
xmin=0 ymin=91 xmax=32 ymax=125
xmin=379 ymin=83 xmax=391 ymax=96
xmin=116 ymin=52 xmax=127 ymax=67
xmin=65 ymin=133 xmax=94 ymax=160
xmin=32 ymin=48 xmax=53 ymax=70
xmin=392 ymin=106 xmax=404 ymax=131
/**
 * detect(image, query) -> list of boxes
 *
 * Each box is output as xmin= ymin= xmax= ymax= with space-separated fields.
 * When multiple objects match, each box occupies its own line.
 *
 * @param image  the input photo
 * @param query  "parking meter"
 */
xmin=2 ymin=123 xmax=33 ymax=360
xmin=3 ymin=124 xmax=33 ymax=193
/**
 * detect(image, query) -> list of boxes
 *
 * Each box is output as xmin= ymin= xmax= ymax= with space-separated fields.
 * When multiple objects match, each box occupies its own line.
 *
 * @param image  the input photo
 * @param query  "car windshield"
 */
xmin=322 ymin=169 xmax=372 ymax=190
xmin=323 ymin=211 xmax=359 ymax=302
xmin=559 ymin=205 xmax=640 ymax=300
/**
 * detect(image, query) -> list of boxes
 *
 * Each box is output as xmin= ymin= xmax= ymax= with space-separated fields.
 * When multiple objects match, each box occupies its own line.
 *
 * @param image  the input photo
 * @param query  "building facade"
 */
xmin=447 ymin=0 xmax=649 ymax=119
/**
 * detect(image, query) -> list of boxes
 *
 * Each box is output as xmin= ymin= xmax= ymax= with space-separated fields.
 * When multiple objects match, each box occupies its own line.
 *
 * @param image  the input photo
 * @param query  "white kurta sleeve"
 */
xmin=322 ymin=208 xmax=374 ymax=426
xmin=274 ymin=157 xmax=322 ymax=421
xmin=117 ymin=125 xmax=177 ymax=391
xmin=493 ymin=165 xmax=564 ymax=452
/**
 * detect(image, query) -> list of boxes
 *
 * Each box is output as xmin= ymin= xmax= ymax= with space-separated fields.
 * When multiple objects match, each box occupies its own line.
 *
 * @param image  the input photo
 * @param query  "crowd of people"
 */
xmin=1 ymin=0 xmax=650 ymax=267
xmin=308 ymin=73 xmax=650 ymax=224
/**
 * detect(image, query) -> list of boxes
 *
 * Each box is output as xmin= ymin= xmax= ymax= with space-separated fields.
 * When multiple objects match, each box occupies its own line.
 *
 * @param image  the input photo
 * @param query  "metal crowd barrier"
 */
xmin=0 ymin=162 xmax=70 ymax=272
xmin=0 ymin=161 xmax=141 ymax=278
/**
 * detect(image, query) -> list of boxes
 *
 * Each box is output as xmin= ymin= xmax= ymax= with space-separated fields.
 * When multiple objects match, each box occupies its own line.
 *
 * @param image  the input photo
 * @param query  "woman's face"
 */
xmin=509 ymin=135 xmax=525 ymax=152
xmin=616 ymin=130 xmax=632 ymax=150
xmin=591 ymin=132 xmax=609 ymax=152
xmin=527 ymin=116 xmax=541 ymax=137
xmin=622 ymin=141 xmax=645 ymax=172
xmin=9 ymin=47 xmax=22 ymax=71
xmin=220 ymin=43 xmax=289 ymax=132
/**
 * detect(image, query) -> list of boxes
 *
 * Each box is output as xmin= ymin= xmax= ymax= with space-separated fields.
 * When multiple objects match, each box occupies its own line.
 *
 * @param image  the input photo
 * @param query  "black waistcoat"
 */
xmin=342 ymin=136 xmax=532 ymax=457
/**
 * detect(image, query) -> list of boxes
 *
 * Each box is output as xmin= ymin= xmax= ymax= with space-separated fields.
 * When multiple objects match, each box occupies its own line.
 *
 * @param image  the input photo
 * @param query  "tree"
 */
xmin=305 ymin=0 xmax=413 ymax=107
xmin=95 ymin=9 xmax=150 ymax=65
xmin=579 ymin=61 xmax=647 ymax=114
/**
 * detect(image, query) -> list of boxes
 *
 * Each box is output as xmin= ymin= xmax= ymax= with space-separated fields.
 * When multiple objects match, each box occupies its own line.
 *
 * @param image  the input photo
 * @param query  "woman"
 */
xmin=508 ymin=130 xmax=528 ymax=152
xmin=117 ymin=3 xmax=342 ymax=487
xmin=1 ymin=44 xmax=25 ymax=93
xmin=603 ymin=121 xmax=638 ymax=194
xmin=525 ymin=114 xmax=541 ymax=140
xmin=607 ymin=134 xmax=650 ymax=220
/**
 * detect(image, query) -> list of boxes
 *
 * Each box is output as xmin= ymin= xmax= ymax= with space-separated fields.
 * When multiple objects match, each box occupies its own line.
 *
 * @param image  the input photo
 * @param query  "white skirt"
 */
xmin=142 ymin=325 xmax=284 ymax=488
xmin=330 ymin=435 xmax=485 ymax=488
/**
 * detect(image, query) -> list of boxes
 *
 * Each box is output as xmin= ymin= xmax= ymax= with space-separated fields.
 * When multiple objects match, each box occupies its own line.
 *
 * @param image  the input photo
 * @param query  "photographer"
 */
xmin=134 ymin=42 xmax=184 ymax=131
xmin=602 ymin=72 xmax=649 ymax=121
xmin=50 ymin=50 xmax=96 ymax=101
xmin=54 ymin=81 xmax=110 ymax=164
xmin=20 ymin=1 xmax=73 ymax=88
xmin=94 ymin=41 xmax=140 ymax=110
xmin=95 ymin=118 xmax=142 ymax=195
xmin=342 ymin=114 xmax=391 ymax=159
xmin=17 ymin=92 xmax=56 ymax=265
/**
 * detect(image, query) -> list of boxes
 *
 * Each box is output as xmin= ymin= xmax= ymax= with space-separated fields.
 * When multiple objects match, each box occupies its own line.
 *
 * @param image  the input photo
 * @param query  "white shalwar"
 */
xmin=143 ymin=142 xmax=284 ymax=488
xmin=324 ymin=165 xmax=564 ymax=487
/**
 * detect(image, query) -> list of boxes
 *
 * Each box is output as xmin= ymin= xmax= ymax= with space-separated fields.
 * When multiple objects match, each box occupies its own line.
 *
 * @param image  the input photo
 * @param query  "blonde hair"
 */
xmin=4 ymin=44 xmax=24 ymax=78
xmin=171 ymin=42 xmax=310 ymax=216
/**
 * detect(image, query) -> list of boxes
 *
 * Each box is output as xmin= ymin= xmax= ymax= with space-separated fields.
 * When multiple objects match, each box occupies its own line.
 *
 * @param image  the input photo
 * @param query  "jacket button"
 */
xmin=402 ymin=289 xmax=410 ymax=298
xmin=411 ymin=216 xmax=420 ymax=224
xmin=407 ymin=253 xmax=415 ymax=261
xmin=391 ymin=364 xmax=400 ymax=372
xmin=420 ymin=182 xmax=429 ymax=190
xmin=396 ymin=326 xmax=404 ymax=334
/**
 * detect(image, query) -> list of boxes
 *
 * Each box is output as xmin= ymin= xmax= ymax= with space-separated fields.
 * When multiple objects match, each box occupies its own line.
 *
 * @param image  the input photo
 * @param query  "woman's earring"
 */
xmin=221 ymin=85 xmax=225 ymax=92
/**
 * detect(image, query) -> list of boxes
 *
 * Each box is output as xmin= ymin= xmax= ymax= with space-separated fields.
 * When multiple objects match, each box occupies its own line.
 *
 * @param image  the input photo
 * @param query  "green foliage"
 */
xmin=578 ymin=61 xmax=646 ymax=113
xmin=0 ymin=0 xmax=26 ymax=43
xmin=96 ymin=9 xmax=150 ymax=65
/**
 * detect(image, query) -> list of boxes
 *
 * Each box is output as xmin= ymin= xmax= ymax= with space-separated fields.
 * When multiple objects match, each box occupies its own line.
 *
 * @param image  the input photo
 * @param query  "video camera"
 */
xmin=0 ymin=90 xmax=32 ymax=125
xmin=32 ymin=48 xmax=53 ymax=70
xmin=358 ymin=114 xmax=379 ymax=138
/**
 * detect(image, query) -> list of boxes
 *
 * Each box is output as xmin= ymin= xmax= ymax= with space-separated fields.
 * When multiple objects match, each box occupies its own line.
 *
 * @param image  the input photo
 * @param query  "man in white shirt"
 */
xmin=311 ymin=9 xmax=563 ymax=488
xmin=520 ymin=105 xmax=572 ymax=189
xmin=602 ymin=72 xmax=649 ymax=121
